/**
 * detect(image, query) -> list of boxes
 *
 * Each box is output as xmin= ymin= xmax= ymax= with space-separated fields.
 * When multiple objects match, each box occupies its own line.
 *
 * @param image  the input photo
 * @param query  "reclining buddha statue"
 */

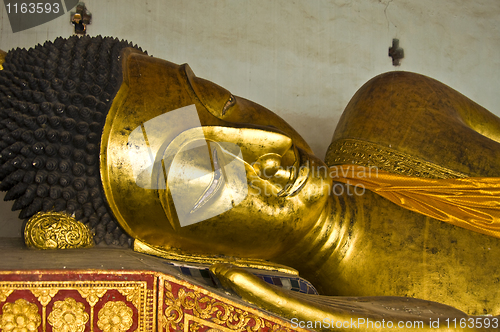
xmin=0 ymin=36 xmax=499 ymax=329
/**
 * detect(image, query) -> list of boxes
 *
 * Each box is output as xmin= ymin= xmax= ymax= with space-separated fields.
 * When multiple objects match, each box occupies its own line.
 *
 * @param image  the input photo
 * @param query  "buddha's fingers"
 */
xmin=209 ymin=263 xmax=492 ymax=332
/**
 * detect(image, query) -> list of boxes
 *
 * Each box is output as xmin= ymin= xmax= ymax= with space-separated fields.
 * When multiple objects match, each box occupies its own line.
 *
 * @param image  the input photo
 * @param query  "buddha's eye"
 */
xmin=222 ymin=95 xmax=236 ymax=116
xmin=190 ymin=147 xmax=224 ymax=213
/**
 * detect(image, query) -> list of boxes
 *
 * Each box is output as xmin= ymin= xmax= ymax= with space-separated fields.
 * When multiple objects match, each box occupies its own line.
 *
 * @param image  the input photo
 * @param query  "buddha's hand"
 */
xmin=210 ymin=263 xmax=494 ymax=332
xmin=209 ymin=263 xmax=241 ymax=292
xmin=210 ymin=263 xmax=385 ymax=332
xmin=210 ymin=263 xmax=297 ymax=316
xmin=209 ymin=263 xmax=273 ymax=304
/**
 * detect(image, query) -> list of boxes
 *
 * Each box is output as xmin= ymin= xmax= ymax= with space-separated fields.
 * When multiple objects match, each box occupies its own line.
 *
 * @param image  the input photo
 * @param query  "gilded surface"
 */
xmin=99 ymin=53 xmax=500 ymax=318
xmin=163 ymin=280 xmax=265 ymax=331
xmin=78 ymin=288 xmax=107 ymax=306
xmin=118 ymin=287 xmax=143 ymax=310
xmin=0 ymin=290 xmax=13 ymax=303
xmin=160 ymin=277 xmax=299 ymax=332
xmin=48 ymin=297 xmax=89 ymax=332
xmin=0 ymin=273 xmax=154 ymax=332
xmin=0 ymin=298 xmax=41 ymax=332
xmin=326 ymin=138 xmax=468 ymax=179
xmin=31 ymin=288 xmax=58 ymax=332
xmin=24 ymin=212 xmax=93 ymax=249
xmin=331 ymin=164 xmax=500 ymax=238
xmin=0 ymin=270 xmax=304 ymax=332
xmin=97 ymin=301 xmax=134 ymax=332
xmin=0 ymin=49 xmax=6 ymax=71
xmin=31 ymin=289 xmax=58 ymax=306
xmin=210 ymin=263 xmax=500 ymax=332
xmin=101 ymin=50 xmax=325 ymax=262
xmin=186 ymin=315 xmax=294 ymax=332
xmin=330 ymin=71 xmax=500 ymax=177
xmin=134 ymin=240 xmax=298 ymax=275
xmin=2 ymin=35 xmax=500 ymax=328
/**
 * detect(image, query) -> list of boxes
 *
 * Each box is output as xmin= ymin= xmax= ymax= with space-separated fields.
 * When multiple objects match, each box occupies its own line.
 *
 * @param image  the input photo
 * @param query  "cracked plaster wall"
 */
xmin=0 ymin=0 xmax=499 ymax=237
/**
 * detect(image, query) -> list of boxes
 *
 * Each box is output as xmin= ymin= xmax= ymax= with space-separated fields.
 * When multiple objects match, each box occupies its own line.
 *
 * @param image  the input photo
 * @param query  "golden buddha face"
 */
xmin=101 ymin=50 xmax=331 ymax=259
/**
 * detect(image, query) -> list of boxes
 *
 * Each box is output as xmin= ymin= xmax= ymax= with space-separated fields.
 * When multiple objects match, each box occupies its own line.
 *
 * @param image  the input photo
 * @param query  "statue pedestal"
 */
xmin=0 ymin=238 xmax=308 ymax=331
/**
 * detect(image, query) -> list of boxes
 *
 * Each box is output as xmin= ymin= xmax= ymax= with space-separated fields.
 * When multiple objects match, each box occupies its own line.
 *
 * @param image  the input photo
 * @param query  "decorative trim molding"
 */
xmin=0 ymin=270 xmax=305 ymax=332
xmin=0 ymin=274 xmax=154 ymax=332
xmin=158 ymin=275 xmax=299 ymax=332
xmin=326 ymin=138 xmax=468 ymax=179
xmin=24 ymin=212 xmax=94 ymax=250
xmin=134 ymin=239 xmax=299 ymax=276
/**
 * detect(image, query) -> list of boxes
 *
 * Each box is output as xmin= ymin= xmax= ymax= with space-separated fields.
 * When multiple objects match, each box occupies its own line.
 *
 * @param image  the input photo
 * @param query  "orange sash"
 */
xmin=332 ymin=165 xmax=500 ymax=239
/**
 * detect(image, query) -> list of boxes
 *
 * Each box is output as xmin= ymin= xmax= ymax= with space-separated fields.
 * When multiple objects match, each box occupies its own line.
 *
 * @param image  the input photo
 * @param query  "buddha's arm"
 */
xmin=210 ymin=263 xmax=492 ymax=332
xmin=452 ymin=89 xmax=500 ymax=144
xmin=329 ymin=71 xmax=500 ymax=177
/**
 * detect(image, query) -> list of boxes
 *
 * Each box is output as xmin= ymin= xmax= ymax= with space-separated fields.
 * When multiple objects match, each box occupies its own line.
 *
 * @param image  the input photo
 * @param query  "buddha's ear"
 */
xmin=183 ymin=63 xmax=233 ymax=119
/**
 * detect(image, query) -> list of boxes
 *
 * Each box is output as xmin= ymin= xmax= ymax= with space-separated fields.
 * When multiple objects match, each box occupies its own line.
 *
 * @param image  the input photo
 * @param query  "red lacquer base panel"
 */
xmin=0 ymin=270 xmax=306 ymax=332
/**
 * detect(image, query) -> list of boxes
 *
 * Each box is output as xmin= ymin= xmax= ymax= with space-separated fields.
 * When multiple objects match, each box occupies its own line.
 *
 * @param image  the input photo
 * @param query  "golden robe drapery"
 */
xmin=333 ymin=165 xmax=500 ymax=239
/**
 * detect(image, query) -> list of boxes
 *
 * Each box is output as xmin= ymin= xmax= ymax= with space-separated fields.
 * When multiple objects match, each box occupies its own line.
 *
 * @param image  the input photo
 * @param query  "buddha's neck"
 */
xmin=277 ymin=190 xmax=357 ymax=283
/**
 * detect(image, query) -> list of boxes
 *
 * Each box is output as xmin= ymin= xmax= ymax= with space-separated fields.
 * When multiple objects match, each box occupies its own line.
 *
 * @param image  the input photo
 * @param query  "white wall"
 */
xmin=1 ymin=0 xmax=499 ymax=236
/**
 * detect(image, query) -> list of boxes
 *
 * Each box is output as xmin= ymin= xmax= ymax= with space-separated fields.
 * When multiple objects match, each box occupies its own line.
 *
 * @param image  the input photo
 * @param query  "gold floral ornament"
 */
xmin=163 ymin=281 xmax=265 ymax=332
xmin=31 ymin=289 xmax=59 ymax=306
xmin=97 ymin=301 xmax=134 ymax=332
xmin=0 ymin=290 xmax=14 ymax=303
xmin=48 ymin=297 xmax=89 ymax=332
xmin=0 ymin=298 xmax=41 ymax=332
xmin=24 ymin=211 xmax=93 ymax=249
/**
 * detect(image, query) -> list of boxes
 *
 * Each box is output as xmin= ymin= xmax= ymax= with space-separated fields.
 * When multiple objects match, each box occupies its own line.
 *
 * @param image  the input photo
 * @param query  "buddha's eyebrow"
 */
xmin=222 ymin=95 xmax=236 ymax=116
xmin=190 ymin=147 xmax=223 ymax=213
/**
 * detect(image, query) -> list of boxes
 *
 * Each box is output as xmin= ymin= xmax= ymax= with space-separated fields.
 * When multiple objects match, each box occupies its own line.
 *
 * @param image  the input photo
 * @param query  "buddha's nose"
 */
xmin=253 ymin=153 xmax=282 ymax=179
xmin=251 ymin=152 xmax=296 ymax=194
